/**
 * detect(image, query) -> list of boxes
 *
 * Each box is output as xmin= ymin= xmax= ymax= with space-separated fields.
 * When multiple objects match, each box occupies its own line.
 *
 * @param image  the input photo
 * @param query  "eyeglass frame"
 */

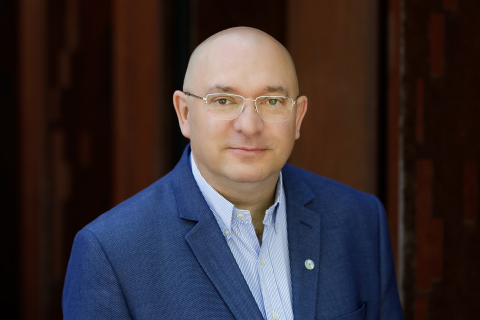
xmin=183 ymin=91 xmax=298 ymax=122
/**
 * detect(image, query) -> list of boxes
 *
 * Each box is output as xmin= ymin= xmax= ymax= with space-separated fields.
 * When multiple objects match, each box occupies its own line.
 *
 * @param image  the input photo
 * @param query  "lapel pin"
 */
xmin=305 ymin=259 xmax=314 ymax=270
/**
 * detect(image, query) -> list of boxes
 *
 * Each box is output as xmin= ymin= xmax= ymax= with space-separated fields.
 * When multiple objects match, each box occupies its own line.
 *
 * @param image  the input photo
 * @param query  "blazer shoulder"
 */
xmin=283 ymin=163 xmax=379 ymax=207
xmin=282 ymin=163 xmax=385 ymax=235
xmin=82 ymin=170 xmax=179 ymax=242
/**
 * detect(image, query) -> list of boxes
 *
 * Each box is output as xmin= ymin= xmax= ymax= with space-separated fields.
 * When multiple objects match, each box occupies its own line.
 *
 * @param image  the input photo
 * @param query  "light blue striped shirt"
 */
xmin=190 ymin=153 xmax=293 ymax=320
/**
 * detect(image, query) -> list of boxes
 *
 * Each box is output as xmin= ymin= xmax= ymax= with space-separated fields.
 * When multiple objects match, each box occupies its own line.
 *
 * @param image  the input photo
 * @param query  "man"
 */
xmin=63 ymin=27 xmax=403 ymax=319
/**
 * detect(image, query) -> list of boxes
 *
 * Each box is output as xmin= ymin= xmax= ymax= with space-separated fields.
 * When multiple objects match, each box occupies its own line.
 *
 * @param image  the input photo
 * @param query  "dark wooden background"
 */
xmin=1 ymin=0 xmax=479 ymax=319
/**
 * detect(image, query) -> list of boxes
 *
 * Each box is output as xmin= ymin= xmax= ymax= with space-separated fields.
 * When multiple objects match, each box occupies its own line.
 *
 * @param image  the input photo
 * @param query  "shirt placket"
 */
xmin=258 ymin=210 xmax=285 ymax=320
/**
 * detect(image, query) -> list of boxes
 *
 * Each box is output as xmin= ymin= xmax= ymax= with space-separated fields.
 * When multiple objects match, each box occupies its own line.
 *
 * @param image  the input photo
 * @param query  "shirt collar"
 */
xmin=190 ymin=152 xmax=284 ymax=236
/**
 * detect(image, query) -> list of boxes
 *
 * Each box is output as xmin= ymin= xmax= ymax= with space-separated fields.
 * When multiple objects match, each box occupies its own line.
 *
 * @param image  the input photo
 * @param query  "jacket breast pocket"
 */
xmin=334 ymin=304 xmax=366 ymax=320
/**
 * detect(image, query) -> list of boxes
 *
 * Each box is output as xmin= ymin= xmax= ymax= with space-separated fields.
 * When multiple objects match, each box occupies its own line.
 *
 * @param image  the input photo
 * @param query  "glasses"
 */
xmin=184 ymin=92 xmax=296 ymax=122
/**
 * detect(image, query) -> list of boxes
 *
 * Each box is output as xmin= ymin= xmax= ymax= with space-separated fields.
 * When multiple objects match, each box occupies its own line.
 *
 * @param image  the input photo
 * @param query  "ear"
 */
xmin=173 ymin=90 xmax=191 ymax=139
xmin=294 ymin=95 xmax=308 ymax=140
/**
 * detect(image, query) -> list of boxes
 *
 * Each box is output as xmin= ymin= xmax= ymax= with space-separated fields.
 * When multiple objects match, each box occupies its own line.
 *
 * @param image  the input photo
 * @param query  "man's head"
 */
xmin=173 ymin=27 xmax=307 ymax=193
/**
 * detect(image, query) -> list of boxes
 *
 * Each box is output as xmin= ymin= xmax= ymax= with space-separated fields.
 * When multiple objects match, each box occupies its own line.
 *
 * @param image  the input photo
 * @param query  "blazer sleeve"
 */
xmin=374 ymin=196 xmax=404 ymax=319
xmin=63 ymin=228 xmax=132 ymax=320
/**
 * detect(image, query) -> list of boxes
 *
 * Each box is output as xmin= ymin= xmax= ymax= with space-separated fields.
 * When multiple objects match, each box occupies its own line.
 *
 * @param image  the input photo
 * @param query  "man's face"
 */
xmin=175 ymin=33 xmax=307 ymax=191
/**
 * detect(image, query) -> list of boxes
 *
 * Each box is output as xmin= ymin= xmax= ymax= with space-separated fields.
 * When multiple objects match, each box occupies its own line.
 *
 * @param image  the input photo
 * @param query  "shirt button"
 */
xmin=223 ymin=229 xmax=230 ymax=236
xmin=236 ymin=212 xmax=245 ymax=219
xmin=259 ymin=258 xmax=265 ymax=266
xmin=272 ymin=312 xmax=279 ymax=319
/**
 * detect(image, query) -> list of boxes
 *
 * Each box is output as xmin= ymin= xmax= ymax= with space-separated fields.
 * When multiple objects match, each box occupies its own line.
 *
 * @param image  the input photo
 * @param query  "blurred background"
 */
xmin=1 ymin=0 xmax=479 ymax=319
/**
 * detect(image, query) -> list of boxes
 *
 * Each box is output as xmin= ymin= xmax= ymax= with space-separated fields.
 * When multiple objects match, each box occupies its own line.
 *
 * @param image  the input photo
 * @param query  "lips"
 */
xmin=232 ymin=147 xmax=265 ymax=151
xmin=229 ymin=147 xmax=266 ymax=155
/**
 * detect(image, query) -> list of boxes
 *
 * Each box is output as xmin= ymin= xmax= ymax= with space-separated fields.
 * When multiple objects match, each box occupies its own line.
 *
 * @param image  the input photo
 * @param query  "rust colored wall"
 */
xmin=286 ymin=0 xmax=380 ymax=196
xmin=112 ymin=0 xmax=172 ymax=206
xmin=19 ymin=0 xmax=47 ymax=318
xmin=396 ymin=0 xmax=480 ymax=319
xmin=47 ymin=1 xmax=115 ymax=318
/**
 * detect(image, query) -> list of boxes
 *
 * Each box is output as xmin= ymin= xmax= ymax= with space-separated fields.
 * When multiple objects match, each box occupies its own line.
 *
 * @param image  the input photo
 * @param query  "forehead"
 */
xmin=193 ymin=36 xmax=296 ymax=95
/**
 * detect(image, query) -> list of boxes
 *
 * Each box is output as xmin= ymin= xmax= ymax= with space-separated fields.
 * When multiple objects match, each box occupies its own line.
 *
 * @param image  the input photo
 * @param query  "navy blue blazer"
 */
xmin=63 ymin=146 xmax=403 ymax=319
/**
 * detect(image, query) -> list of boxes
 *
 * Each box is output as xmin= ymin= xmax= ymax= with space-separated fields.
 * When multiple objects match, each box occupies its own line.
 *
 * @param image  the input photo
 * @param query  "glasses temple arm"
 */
xmin=184 ymin=92 xmax=206 ymax=101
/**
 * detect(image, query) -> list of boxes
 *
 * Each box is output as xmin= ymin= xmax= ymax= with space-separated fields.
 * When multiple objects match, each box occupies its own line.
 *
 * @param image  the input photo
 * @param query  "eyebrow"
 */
xmin=264 ymin=86 xmax=289 ymax=96
xmin=207 ymin=85 xmax=289 ymax=97
xmin=206 ymin=85 xmax=237 ymax=94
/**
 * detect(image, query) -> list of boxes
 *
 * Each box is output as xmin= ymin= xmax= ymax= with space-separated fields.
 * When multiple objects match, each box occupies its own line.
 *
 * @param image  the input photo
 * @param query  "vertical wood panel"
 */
xmin=112 ymin=0 xmax=164 ymax=205
xmin=463 ymin=162 xmax=477 ymax=222
xmin=444 ymin=0 xmax=457 ymax=9
xmin=414 ymin=295 xmax=429 ymax=320
xmin=415 ymin=159 xmax=433 ymax=291
xmin=416 ymin=78 xmax=424 ymax=142
xmin=19 ymin=0 xmax=46 ymax=318
xmin=430 ymin=13 xmax=445 ymax=76
xmin=387 ymin=0 xmax=402 ymax=281
xmin=402 ymin=1 xmax=480 ymax=318
xmin=415 ymin=159 xmax=443 ymax=293
xmin=51 ymin=131 xmax=70 ymax=281
xmin=286 ymin=0 xmax=379 ymax=196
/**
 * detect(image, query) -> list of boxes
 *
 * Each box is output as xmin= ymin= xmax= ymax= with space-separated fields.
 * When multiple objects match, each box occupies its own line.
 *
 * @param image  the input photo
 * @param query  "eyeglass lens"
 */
xmin=205 ymin=94 xmax=293 ymax=122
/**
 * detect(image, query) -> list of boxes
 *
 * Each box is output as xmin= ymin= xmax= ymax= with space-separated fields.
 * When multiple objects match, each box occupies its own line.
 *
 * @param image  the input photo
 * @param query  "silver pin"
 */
xmin=305 ymin=259 xmax=314 ymax=270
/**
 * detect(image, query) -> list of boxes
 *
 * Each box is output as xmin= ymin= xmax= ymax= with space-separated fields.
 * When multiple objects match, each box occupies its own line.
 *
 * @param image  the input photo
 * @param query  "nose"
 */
xmin=232 ymin=99 xmax=265 ymax=136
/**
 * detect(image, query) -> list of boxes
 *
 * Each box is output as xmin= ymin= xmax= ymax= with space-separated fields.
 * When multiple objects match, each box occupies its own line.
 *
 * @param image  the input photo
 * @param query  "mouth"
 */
xmin=229 ymin=147 xmax=267 ymax=156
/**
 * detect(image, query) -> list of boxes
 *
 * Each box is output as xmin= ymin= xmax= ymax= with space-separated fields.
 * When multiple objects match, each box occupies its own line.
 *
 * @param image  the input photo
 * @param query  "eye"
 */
xmin=268 ymin=99 xmax=279 ymax=105
xmin=213 ymin=97 xmax=233 ymax=105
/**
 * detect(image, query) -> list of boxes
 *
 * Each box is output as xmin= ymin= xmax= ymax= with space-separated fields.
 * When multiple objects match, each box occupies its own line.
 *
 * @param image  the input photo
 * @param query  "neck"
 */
xmin=211 ymin=175 xmax=278 ymax=245
xmin=214 ymin=173 xmax=278 ymax=218
xmin=221 ymin=179 xmax=277 ymax=216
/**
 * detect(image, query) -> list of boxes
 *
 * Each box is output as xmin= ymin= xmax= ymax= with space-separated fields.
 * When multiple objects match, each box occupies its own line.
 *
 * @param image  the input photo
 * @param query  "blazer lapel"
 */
xmin=283 ymin=164 xmax=321 ymax=319
xmin=185 ymin=214 xmax=264 ymax=319
xmin=172 ymin=146 xmax=264 ymax=320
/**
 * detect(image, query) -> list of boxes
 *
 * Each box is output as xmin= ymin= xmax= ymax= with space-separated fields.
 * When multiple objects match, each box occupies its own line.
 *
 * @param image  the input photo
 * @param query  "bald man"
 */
xmin=63 ymin=28 xmax=403 ymax=320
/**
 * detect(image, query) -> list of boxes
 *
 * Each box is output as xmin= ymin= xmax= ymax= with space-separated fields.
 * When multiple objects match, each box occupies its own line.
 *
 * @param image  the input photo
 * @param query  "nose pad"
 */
xmin=239 ymin=99 xmax=260 ymax=118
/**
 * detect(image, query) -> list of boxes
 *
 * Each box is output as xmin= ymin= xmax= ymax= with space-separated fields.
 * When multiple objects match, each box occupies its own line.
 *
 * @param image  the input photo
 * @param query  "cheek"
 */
xmin=189 ymin=111 xmax=210 ymax=137
xmin=284 ymin=124 xmax=298 ymax=152
xmin=189 ymin=115 xmax=229 ymax=148
xmin=281 ymin=121 xmax=297 ymax=140
xmin=269 ymin=124 xmax=297 ymax=154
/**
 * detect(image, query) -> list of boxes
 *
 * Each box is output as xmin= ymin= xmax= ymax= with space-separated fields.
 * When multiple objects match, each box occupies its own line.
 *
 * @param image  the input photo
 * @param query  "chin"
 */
xmin=224 ymin=166 xmax=277 ymax=184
